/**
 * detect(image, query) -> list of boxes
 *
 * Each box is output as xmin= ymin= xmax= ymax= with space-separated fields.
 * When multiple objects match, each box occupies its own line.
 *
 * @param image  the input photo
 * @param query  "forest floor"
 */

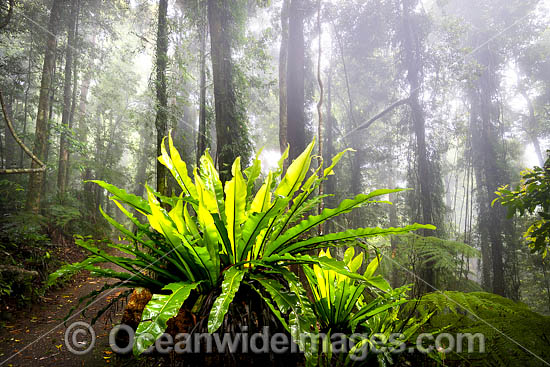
xmin=0 ymin=250 xmax=129 ymax=366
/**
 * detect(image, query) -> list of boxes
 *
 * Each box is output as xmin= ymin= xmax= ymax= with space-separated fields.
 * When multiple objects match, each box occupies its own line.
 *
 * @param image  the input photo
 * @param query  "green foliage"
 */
xmin=304 ymin=248 xmax=432 ymax=366
xmin=494 ymin=152 xmax=550 ymax=257
xmin=389 ymin=233 xmax=481 ymax=291
xmin=207 ymin=267 xmax=245 ymax=333
xmin=0 ymin=211 xmax=49 ymax=305
xmin=49 ymin=137 xmax=433 ymax=358
xmin=305 ymin=248 xmax=395 ymax=333
xmin=419 ymin=291 xmax=550 ymax=366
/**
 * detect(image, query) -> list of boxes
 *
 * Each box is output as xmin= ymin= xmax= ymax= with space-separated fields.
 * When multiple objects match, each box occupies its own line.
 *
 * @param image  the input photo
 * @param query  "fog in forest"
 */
xmin=1 ymin=0 xmax=550 ymax=366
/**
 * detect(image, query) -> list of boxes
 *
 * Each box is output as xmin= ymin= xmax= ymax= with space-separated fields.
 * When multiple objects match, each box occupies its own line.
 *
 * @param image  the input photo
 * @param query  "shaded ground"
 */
xmin=0 ymin=259 xmax=128 ymax=366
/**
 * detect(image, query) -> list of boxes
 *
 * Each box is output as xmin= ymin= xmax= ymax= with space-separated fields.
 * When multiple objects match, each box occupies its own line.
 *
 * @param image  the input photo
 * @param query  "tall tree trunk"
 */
xmin=65 ymin=48 xmax=78 ymax=191
xmin=388 ymin=160 xmax=400 ymax=288
xmin=207 ymin=0 xmax=251 ymax=181
xmin=26 ymin=0 xmax=63 ymax=213
xmin=64 ymin=0 xmax=79 ymax=192
xmin=77 ymin=34 xmax=94 ymax=203
xmin=20 ymin=31 xmax=33 ymax=167
xmin=57 ymin=0 xmax=78 ymax=196
xmin=42 ymin=58 xmax=60 ymax=200
xmin=401 ymin=0 xmax=438 ymax=293
xmin=286 ymin=0 xmax=306 ymax=161
xmin=77 ymin=39 xmax=93 ymax=211
xmin=196 ymin=2 xmax=208 ymax=166
xmin=155 ymin=0 xmax=169 ymax=196
xmin=77 ymin=35 xmax=95 ymax=147
xmin=324 ymin=57 xmax=336 ymax=209
xmin=468 ymin=42 xmax=506 ymax=296
xmin=278 ymin=0 xmax=290 ymax=155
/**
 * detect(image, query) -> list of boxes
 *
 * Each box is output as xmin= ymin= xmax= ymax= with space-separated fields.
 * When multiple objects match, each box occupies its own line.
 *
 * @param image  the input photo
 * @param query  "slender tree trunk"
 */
xmin=324 ymin=57 xmax=335 ymax=209
xmin=388 ymin=160 xmax=400 ymax=288
xmin=20 ymin=31 xmax=33 ymax=167
xmin=279 ymin=0 xmax=290 ymax=155
xmin=78 ymin=40 xmax=93 ymax=201
xmin=57 ymin=0 xmax=78 ymax=196
xmin=42 ymin=58 xmax=60 ymax=199
xmin=207 ymin=0 xmax=251 ymax=181
xmin=65 ymin=53 xmax=78 ymax=191
xmin=197 ymin=2 xmax=208 ymax=166
xmin=64 ymin=0 xmax=79 ymax=192
xmin=134 ymin=121 xmax=149 ymax=199
xmin=155 ymin=0 xmax=169 ymax=196
xmin=0 ymin=121 xmax=4 ymax=169
xmin=4 ymin=92 xmax=17 ymax=169
xmin=286 ymin=0 xmax=306 ymax=161
xmin=26 ymin=0 xmax=63 ymax=213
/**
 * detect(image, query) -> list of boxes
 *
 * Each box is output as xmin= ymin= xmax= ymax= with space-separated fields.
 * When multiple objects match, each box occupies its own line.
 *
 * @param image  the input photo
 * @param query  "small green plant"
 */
xmin=494 ymin=152 xmax=550 ymax=257
xmin=50 ymin=136 xmax=433 ymax=359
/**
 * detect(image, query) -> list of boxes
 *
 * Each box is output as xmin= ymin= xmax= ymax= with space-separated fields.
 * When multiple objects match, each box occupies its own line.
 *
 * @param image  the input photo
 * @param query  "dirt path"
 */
xmin=0 ymin=270 xmax=129 ymax=366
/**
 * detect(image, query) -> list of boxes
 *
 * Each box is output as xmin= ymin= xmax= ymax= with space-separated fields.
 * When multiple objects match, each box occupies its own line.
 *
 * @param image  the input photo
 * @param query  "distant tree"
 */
xmin=26 ymin=0 xmax=64 ymax=213
xmin=399 ymin=0 xmax=443 ymax=293
xmin=207 ymin=0 xmax=251 ymax=182
xmin=57 ymin=0 xmax=79 ymax=196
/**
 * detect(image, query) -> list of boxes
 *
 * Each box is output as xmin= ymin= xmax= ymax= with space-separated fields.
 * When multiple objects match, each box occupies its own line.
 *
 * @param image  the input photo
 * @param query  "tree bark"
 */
xmin=26 ymin=0 xmax=63 ymax=213
xmin=207 ymin=0 xmax=251 ymax=182
xmin=286 ymin=0 xmax=306 ymax=161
